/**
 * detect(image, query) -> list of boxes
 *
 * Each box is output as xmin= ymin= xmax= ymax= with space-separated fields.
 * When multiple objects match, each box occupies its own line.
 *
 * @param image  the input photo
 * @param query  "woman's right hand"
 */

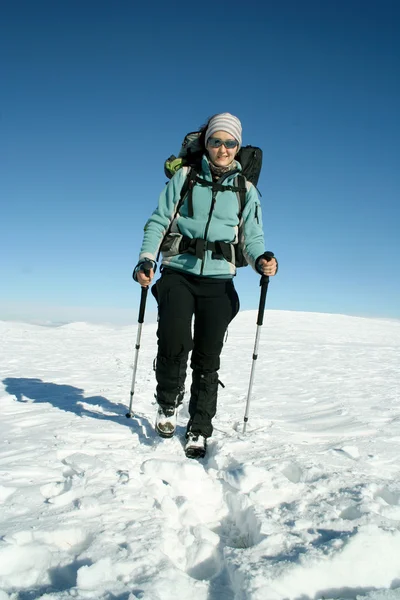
xmin=136 ymin=267 xmax=154 ymax=287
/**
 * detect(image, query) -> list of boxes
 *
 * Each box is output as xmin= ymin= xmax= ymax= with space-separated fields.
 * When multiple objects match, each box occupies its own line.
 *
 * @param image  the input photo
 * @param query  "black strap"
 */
xmin=235 ymin=174 xmax=246 ymax=220
xmin=178 ymin=236 xmax=233 ymax=261
xmin=157 ymin=169 xmax=247 ymax=261
xmin=194 ymin=175 xmax=246 ymax=195
xmin=165 ymin=169 xmax=246 ymax=226
xmin=157 ymin=167 xmax=196 ymax=261
xmin=186 ymin=169 xmax=197 ymax=218
xmin=180 ymin=167 xmax=196 ymax=210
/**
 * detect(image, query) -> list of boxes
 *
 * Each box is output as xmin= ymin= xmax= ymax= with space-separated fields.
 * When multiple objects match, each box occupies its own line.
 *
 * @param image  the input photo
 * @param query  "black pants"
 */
xmin=152 ymin=268 xmax=239 ymax=437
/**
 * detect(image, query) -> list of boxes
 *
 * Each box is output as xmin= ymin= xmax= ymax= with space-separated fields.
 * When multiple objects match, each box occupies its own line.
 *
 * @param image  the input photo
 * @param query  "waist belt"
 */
xmin=178 ymin=236 xmax=234 ymax=262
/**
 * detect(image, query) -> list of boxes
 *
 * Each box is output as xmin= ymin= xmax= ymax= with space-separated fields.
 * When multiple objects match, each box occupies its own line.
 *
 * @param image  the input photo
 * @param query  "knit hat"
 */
xmin=205 ymin=113 xmax=242 ymax=149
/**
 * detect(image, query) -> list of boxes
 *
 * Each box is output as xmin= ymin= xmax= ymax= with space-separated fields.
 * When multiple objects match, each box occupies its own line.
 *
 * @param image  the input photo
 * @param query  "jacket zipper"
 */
xmin=200 ymin=189 xmax=217 ymax=275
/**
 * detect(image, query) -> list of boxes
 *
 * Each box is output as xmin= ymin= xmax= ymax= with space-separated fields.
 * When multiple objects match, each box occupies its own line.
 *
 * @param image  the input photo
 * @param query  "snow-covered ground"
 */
xmin=1 ymin=310 xmax=400 ymax=600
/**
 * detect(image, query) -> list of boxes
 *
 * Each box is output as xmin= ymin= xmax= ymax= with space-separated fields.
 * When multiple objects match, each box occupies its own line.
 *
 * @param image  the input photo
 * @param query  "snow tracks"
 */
xmin=1 ymin=316 xmax=400 ymax=599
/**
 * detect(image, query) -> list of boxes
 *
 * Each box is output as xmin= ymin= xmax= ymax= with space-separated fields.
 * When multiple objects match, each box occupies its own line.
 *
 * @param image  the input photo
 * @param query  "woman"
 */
xmin=134 ymin=113 xmax=277 ymax=458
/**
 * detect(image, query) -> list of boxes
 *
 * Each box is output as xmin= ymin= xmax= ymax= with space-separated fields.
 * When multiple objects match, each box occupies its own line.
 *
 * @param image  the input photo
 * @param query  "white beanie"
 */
xmin=205 ymin=113 xmax=242 ymax=149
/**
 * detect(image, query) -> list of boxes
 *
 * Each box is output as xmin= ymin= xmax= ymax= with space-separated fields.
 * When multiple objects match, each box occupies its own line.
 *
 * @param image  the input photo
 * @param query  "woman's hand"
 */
xmin=133 ymin=260 xmax=156 ymax=286
xmin=257 ymin=256 xmax=278 ymax=276
xmin=136 ymin=267 xmax=154 ymax=287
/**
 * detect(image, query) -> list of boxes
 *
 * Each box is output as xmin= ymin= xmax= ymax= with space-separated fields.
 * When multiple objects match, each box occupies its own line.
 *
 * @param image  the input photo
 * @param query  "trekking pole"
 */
xmin=126 ymin=262 xmax=152 ymax=419
xmin=242 ymin=274 xmax=270 ymax=433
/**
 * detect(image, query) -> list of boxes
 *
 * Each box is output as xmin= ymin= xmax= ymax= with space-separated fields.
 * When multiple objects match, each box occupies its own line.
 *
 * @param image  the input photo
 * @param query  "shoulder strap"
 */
xmin=191 ymin=173 xmax=247 ymax=221
xmin=168 ymin=166 xmax=197 ymax=219
xmin=178 ymin=167 xmax=193 ymax=204
xmin=235 ymin=174 xmax=247 ymax=221
xmin=156 ymin=167 xmax=196 ymax=261
xmin=184 ymin=167 xmax=198 ymax=218
xmin=194 ymin=176 xmax=243 ymax=194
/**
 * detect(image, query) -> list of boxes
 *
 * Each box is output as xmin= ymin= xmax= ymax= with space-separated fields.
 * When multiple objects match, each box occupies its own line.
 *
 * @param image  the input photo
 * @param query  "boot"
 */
xmin=155 ymin=404 xmax=178 ymax=438
xmin=155 ymin=384 xmax=185 ymax=438
xmin=185 ymin=432 xmax=207 ymax=459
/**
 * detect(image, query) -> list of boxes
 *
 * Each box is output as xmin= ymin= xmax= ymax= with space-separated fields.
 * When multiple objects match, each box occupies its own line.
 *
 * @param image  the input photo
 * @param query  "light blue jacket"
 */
xmin=138 ymin=155 xmax=265 ymax=278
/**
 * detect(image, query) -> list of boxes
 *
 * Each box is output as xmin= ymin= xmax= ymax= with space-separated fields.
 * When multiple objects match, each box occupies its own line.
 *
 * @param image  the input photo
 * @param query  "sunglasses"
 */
xmin=207 ymin=137 xmax=238 ymax=149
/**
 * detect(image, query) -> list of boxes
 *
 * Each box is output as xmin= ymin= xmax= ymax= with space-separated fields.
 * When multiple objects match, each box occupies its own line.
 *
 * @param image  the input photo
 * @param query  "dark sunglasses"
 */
xmin=207 ymin=137 xmax=238 ymax=149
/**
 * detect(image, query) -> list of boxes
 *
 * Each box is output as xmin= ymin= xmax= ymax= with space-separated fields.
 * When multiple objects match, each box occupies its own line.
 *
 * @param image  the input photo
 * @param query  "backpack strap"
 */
xmin=235 ymin=174 xmax=247 ymax=221
xmin=157 ymin=170 xmax=247 ymax=262
xmin=179 ymin=171 xmax=245 ymax=218
xmin=180 ymin=172 xmax=247 ymax=225
xmin=185 ymin=168 xmax=198 ymax=218
xmin=193 ymin=174 xmax=246 ymax=219
xmin=157 ymin=167 xmax=196 ymax=261
xmin=194 ymin=175 xmax=244 ymax=195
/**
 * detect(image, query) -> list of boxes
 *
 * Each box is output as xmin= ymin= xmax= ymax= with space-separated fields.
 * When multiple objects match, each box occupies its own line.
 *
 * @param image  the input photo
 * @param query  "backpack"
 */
xmin=164 ymin=131 xmax=263 ymax=187
xmin=161 ymin=131 xmax=263 ymax=268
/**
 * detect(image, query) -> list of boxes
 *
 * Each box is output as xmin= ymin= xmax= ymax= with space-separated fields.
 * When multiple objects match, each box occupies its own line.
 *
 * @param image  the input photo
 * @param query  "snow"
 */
xmin=1 ymin=309 xmax=400 ymax=600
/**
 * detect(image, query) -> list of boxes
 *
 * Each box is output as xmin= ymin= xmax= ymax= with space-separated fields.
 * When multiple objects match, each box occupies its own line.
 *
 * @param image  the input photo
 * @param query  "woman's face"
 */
xmin=206 ymin=130 xmax=238 ymax=167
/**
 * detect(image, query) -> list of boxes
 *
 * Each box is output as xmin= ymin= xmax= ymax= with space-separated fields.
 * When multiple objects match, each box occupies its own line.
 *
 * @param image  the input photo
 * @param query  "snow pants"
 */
xmin=151 ymin=268 xmax=240 ymax=437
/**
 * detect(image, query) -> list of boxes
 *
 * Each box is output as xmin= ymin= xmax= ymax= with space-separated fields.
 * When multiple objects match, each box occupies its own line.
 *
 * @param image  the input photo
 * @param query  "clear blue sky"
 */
xmin=1 ymin=0 xmax=399 ymax=324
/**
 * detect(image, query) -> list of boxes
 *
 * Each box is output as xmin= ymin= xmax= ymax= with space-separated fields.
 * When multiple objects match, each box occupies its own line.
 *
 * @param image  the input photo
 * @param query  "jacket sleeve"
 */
xmin=239 ymin=182 xmax=266 ymax=271
xmin=138 ymin=168 xmax=187 ymax=263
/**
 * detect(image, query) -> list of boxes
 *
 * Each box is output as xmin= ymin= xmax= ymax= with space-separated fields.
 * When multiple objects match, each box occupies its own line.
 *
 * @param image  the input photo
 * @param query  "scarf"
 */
xmin=209 ymin=159 xmax=237 ymax=181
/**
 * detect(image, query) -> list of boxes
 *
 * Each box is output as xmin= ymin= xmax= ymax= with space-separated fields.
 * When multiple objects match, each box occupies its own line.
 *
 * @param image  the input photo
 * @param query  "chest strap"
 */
xmin=186 ymin=173 xmax=247 ymax=218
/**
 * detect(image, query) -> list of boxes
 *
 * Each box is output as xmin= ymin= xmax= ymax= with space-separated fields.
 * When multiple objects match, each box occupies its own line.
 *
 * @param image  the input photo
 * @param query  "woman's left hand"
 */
xmin=258 ymin=257 xmax=278 ymax=277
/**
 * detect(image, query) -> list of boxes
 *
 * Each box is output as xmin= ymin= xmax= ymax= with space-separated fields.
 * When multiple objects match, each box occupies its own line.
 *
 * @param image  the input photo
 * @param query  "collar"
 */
xmin=201 ymin=154 xmax=242 ymax=181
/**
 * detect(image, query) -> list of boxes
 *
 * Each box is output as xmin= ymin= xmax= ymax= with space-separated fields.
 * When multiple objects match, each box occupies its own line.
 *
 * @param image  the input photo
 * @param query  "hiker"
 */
xmin=133 ymin=113 xmax=277 ymax=458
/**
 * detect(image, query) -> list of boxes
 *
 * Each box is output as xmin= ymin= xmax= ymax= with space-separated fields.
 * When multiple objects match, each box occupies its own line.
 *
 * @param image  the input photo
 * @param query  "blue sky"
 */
xmin=1 ymin=0 xmax=399 ymax=324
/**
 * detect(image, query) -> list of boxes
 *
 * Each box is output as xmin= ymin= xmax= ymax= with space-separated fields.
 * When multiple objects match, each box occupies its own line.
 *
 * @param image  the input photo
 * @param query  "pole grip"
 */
xmin=137 ymin=260 xmax=153 ymax=323
xmin=257 ymin=275 xmax=269 ymax=326
xmin=138 ymin=286 xmax=148 ymax=324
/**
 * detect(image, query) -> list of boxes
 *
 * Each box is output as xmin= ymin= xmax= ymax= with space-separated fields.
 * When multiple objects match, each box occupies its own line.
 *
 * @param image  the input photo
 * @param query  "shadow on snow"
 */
xmin=2 ymin=376 xmax=156 ymax=446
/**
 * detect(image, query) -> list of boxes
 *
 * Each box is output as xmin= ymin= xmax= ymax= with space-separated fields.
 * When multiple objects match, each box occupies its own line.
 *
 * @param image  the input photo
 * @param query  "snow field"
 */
xmin=0 ymin=311 xmax=400 ymax=599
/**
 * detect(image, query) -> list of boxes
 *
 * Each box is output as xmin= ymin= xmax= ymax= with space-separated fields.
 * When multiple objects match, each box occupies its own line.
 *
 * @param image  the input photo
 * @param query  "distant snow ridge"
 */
xmin=0 ymin=312 xmax=400 ymax=599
